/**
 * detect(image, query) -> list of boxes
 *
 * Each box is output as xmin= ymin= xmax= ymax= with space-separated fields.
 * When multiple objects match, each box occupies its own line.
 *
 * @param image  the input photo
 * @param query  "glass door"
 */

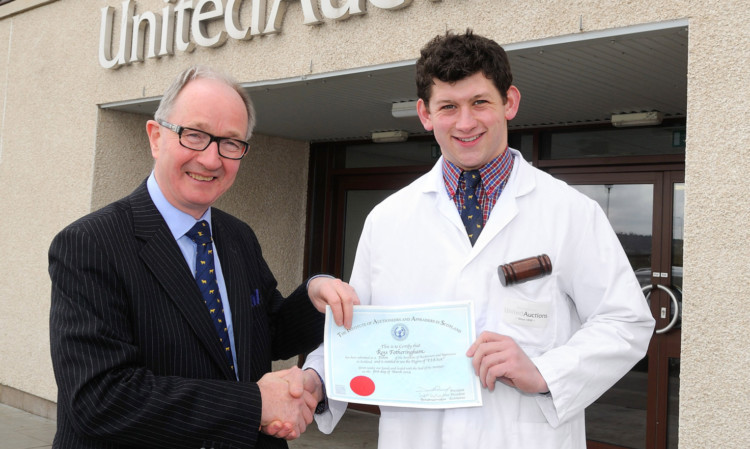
xmin=555 ymin=171 xmax=684 ymax=449
xmin=573 ymin=180 xmax=653 ymax=449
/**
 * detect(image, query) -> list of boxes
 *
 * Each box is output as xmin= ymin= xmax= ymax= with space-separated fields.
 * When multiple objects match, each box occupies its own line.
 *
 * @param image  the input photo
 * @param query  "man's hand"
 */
xmin=258 ymin=367 xmax=318 ymax=440
xmin=301 ymin=368 xmax=324 ymax=405
xmin=466 ymin=331 xmax=549 ymax=394
xmin=307 ymin=277 xmax=359 ymax=329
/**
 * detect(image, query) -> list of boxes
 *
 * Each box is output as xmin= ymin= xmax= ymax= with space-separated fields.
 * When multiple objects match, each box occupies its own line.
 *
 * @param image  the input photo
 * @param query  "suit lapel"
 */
xmin=129 ymin=183 xmax=236 ymax=379
xmin=212 ymin=216 xmax=254 ymax=381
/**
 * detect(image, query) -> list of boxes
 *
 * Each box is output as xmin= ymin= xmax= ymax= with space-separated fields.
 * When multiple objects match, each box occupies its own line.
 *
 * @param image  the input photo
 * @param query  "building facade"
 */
xmin=1 ymin=0 xmax=748 ymax=448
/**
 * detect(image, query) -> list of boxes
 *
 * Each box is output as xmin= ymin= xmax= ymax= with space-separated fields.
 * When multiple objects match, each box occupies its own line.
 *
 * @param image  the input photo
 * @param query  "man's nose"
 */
xmin=195 ymin=141 xmax=223 ymax=170
xmin=455 ymin=107 xmax=477 ymax=130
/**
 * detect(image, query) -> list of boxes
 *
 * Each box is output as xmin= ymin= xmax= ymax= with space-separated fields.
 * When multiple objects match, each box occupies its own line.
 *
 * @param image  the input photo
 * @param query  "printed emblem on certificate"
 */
xmin=324 ymin=302 xmax=482 ymax=408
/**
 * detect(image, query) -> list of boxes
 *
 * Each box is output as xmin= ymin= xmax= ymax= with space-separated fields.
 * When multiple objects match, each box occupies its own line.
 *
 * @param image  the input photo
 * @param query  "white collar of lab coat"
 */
xmin=418 ymin=148 xmax=537 ymax=253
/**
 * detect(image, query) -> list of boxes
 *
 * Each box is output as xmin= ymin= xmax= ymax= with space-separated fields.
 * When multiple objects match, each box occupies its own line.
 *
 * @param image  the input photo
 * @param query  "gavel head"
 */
xmin=497 ymin=254 xmax=552 ymax=286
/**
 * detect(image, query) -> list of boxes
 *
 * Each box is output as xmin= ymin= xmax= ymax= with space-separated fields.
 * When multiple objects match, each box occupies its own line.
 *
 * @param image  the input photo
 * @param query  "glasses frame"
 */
xmin=157 ymin=119 xmax=249 ymax=160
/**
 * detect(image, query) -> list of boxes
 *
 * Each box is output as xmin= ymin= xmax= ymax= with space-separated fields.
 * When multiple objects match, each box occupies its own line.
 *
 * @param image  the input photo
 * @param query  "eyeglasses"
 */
xmin=157 ymin=120 xmax=249 ymax=160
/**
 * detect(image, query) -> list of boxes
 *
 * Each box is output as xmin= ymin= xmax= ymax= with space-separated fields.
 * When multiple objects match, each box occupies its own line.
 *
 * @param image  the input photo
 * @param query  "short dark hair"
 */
xmin=416 ymin=29 xmax=513 ymax=105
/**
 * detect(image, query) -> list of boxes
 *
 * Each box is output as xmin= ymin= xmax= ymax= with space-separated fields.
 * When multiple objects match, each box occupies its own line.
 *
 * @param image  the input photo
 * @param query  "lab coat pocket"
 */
xmin=510 ymin=395 xmax=574 ymax=448
xmin=515 ymin=421 xmax=573 ymax=449
xmin=495 ymin=276 xmax=560 ymax=355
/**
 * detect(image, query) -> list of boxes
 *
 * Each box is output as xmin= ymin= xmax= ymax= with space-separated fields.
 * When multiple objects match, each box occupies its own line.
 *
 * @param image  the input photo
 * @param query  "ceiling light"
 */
xmin=611 ymin=111 xmax=664 ymax=127
xmin=372 ymin=130 xmax=409 ymax=143
xmin=391 ymin=101 xmax=419 ymax=118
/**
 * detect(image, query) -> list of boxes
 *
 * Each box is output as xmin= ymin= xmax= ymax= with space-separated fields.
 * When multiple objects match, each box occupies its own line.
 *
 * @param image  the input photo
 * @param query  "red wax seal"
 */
xmin=350 ymin=376 xmax=376 ymax=396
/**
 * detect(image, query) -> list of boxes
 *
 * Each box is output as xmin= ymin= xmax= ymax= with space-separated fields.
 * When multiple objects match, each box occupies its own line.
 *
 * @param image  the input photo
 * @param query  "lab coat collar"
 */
xmin=418 ymin=149 xmax=537 ymax=257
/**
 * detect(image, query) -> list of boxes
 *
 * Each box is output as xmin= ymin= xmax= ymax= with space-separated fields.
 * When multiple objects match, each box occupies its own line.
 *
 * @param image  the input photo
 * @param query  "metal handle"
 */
xmin=642 ymin=284 xmax=680 ymax=334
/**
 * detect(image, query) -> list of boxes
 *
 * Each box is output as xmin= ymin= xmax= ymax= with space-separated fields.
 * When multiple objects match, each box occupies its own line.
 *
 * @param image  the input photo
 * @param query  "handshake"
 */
xmin=257 ymin=276 xmax=356 ymax=440
xmin=258 ymin=366 xmax=324 ymax=440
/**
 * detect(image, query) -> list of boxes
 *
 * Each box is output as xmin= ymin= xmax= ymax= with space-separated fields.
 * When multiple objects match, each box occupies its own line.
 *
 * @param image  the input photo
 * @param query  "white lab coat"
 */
xmin=305 ymin=149 xmax=655 ymax=448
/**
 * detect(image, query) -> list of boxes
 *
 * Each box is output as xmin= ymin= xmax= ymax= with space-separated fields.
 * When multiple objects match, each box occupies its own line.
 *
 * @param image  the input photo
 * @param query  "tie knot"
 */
xmin=463 ymin=170 xmax=481 ymax=189
xmin=186 ymin=220 xmax=212 ymax=244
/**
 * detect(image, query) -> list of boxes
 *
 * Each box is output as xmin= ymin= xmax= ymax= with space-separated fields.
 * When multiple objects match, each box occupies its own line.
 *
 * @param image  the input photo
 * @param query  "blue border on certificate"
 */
xmin=324 ymin=302 xmax=482 ymax=409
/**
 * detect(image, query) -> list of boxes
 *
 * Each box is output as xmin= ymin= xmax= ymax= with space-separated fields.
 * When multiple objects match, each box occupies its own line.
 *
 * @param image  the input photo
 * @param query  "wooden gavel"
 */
xmin=497 ymin=254 xmax=552 ymax=286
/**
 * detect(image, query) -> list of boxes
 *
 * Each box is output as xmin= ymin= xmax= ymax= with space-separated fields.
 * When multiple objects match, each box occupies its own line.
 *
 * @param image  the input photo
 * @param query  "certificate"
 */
xmin=324 ymin=302 xmax=482 ymax=408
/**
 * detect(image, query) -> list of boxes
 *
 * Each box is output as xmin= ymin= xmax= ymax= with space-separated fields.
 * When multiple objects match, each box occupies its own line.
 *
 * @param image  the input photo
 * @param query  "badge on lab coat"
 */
xmin=502 ymin=296 xmax=551 ymax=328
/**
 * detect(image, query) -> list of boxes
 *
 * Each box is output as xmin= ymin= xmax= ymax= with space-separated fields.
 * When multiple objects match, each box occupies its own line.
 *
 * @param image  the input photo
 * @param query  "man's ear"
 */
xmin=146 ymin=120 xmax=161 ymax=159
xmin=504 ymin=86 xmax=521 ymax=121
xmin=416 ymin=98 xmax=434 ymax=132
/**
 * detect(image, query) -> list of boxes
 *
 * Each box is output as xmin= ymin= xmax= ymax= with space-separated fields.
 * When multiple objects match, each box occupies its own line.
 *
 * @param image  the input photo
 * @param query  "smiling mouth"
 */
xmin=188 ymin=172 xmax=215 ymax=182
xmin=456 ymin=133 xmax=483 ymax=143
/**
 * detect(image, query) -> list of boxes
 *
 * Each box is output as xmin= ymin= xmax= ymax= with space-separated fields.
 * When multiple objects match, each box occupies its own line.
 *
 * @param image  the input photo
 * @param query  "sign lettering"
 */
xmin=99 ymin=0 xmax=418 ymax=69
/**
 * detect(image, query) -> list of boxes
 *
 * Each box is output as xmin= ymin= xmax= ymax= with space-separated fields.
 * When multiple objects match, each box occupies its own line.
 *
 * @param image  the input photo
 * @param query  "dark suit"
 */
xmin=49 ymin=181 xmax=324 ymax=449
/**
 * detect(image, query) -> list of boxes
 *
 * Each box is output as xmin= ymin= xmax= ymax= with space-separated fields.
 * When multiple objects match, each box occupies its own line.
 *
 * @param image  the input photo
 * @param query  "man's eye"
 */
xmin=222 ymin=140 xmax=244 ymax=152
xmin=184 ymin=131 xmax=205 ymax=140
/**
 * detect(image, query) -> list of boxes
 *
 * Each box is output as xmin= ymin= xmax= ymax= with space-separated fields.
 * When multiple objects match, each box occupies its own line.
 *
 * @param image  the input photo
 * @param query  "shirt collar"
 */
xmin=147 ymin=171 xmax=212 ymax=240
xmin=442 ymin=147 xmax=512 ymax=198
xmin=442 ymin=159 xmax=463 ymax=198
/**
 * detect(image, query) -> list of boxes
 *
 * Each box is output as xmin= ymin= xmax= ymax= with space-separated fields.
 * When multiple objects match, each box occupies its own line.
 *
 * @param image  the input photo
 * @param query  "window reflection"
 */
xmin=344 ymin=141 xmax=439 ymax=168
xmin=572 ymin=184 xmax=654 ymax=275
xmin=574 ymin=183 xmax=653 ymax=449
xmin=672 ymin=183 xmax=684 ymax=293
xmin=542 ymin=126 xmax=686 ymax=159
xmin=344 ymin=190 xmax=396 ymax=281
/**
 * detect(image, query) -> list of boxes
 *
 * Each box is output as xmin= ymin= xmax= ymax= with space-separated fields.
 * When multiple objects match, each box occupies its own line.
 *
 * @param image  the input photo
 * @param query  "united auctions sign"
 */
xmin=99 ymin=0 xmax=420 ymax=69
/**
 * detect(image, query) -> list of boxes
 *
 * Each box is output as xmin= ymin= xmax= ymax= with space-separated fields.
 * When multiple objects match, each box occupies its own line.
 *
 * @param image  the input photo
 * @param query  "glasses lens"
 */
xmin=180 ymin=128 xmax=211 ymax=150
xmin=220 ymin=139 xmax=248 ymax=159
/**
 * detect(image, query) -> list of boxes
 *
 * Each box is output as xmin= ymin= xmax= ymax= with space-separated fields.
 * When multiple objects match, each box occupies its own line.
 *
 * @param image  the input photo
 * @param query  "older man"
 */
xmin=49 ymin=65 xmax=356 ymax=449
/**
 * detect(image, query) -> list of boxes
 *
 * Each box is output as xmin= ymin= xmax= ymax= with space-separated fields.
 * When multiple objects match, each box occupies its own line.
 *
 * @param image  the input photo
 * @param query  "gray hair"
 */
xmin=154 ymin=65 xmax=256 ymax=140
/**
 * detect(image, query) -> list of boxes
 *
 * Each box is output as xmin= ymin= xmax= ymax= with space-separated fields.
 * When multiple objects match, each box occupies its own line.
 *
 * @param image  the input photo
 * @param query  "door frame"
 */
xmin=305 ymin=140 xmax=431 ymax=278
xmin=552 ymin=166 xmax=684 ymax=449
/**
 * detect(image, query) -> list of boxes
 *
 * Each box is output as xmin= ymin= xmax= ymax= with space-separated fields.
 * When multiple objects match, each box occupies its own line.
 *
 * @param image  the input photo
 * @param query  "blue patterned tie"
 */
xmin=186 ymin=220 xmax=234 ymax=371
xmin=461 ymin=170 xmax=483 ymax=245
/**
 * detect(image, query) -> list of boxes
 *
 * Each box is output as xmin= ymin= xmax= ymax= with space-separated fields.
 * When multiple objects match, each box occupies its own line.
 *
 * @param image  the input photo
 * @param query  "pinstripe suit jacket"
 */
xmin=48 ymin=181 xmax=324 ymax=449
